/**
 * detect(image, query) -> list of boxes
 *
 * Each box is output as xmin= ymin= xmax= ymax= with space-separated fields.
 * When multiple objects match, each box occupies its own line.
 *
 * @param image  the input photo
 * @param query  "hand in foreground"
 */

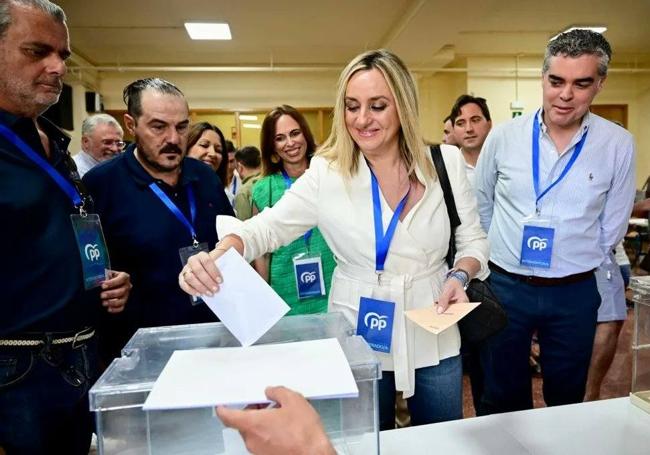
xmin=101 ymin=270 xmax=131 ymax=313
xmin=178 ymin=250 xmax=224 ymax=298
xmin=436 ymin=277 xmax=468 ymax=314
xmin=216 ymin=386 xmax=335 ymax=455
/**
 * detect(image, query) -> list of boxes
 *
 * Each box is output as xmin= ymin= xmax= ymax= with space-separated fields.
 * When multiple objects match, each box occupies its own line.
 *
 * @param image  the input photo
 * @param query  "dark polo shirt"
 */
xmin=0 ymin=110 xmax=98 ymax=336
xmin=83 ymin=145 xmax=233 ymax=356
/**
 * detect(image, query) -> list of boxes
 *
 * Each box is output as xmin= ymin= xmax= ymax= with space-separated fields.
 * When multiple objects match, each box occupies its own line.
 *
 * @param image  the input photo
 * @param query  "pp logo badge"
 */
xmin=356 ymin=297 xmax=395 ymax=353
xmin=300 ymin=271 xmax=317 ymax=284
xmin=520 ymin=224 xmax=555 ymax=269
xmin=527 ymin=236 xmax=548 ymax=251
xmin=364 ymin=312 xmax=388 ymax=331
xmin=84 ymin=243 xmax=101 ymax=262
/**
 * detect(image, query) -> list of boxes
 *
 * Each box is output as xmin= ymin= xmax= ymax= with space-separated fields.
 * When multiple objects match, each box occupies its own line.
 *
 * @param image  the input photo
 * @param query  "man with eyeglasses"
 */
xmin=73 ymin=113 xmax=124 ymax=177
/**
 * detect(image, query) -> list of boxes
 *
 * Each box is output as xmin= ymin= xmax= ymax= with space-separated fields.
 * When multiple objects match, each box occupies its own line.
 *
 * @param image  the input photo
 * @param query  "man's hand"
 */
xmin=101 ymin=270 xmax=131 ymax=313
xmin=217 ymin=386 xmax=335 ymax=455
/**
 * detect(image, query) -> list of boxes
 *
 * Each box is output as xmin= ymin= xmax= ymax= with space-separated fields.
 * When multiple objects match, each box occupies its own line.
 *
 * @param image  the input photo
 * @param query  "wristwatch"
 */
xmin=445 ymin=268 xmax=470 ymax=290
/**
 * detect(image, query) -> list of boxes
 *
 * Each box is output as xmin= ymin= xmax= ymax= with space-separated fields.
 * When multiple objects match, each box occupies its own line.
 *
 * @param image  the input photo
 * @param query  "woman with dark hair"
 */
xmin=249 ymin=105 xmax=335 ymax=314
xmin=187 ymin=122 xmax=229 ymax=188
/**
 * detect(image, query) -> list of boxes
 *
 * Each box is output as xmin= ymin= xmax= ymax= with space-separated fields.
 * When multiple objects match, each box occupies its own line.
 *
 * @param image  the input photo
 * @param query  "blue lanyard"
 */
xmin=532 ymin=110 xmax=588 ymax=209
xmin=149 ymin=182 xmax=199 ymax=246
xmin=281 ymin=169 xmax=313 ymax=247
xmin=370 ymin=169 xmax=410 ymax=274
xmin=231 ymin=176 xmax=237 ymax=194
xmin=0 ymin=123 xmax=84 ymax=211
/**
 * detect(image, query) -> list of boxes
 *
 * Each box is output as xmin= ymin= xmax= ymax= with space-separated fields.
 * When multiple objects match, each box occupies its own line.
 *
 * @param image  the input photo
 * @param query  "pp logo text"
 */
xmin=527 ymin=236 xmax=548 ymax=251
xmin=364 ymin=312 xmax=387 ymax=331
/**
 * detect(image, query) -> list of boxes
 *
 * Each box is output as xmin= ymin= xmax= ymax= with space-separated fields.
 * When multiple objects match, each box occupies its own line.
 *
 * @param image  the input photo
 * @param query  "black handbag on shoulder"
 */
xmin=430 ymin=145 xmax=507 ymax=345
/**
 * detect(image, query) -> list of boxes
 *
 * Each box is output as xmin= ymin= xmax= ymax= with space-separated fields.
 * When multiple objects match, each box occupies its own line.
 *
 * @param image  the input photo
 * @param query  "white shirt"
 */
xmin=73 ymin=150 xmax=100 ymax=178
xmin=224 ymin=146 xmax=489 ymax=397
xmin=475 ymin=110 xmax=636 ymax=277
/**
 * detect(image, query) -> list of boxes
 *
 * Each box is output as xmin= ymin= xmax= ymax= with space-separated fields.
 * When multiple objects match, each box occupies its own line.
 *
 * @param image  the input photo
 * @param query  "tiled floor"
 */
xmin=462 ymin=307 xmax=634 ymax=417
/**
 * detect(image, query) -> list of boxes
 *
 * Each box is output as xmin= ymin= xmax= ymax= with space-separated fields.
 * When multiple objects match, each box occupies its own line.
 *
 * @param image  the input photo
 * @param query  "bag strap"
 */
xmin=429 ymin=144 xmax=460 ymax=268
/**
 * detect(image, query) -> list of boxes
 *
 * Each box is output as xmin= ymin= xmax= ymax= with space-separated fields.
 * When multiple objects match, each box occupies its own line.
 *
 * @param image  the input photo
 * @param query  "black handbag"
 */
xmin=430 ymin=145 xmax=507 ymax=345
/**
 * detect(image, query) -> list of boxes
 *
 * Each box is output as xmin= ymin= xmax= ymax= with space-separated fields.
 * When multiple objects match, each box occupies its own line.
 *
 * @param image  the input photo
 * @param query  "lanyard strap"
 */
xmin=370 ymin=170 xmax=410 ymax=273
xmin=231 ymin=176 xmax=237 ymax=194
xmin=281 ymin=169 xmax=313 ymax=247
xmin=0 ymin=123 xmax=83 ymax=210
xmin=149 ymin=182 xmax=198 ymax=245
xmin=532 ymin=110 xmax=588 ymax=208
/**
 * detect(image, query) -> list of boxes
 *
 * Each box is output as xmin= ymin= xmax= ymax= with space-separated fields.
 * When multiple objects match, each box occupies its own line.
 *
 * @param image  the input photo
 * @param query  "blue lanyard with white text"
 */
xmin=532 ymin=110 xmax=588 ymax=210
xmin=370 ymin=169 xmax=410 ymax=276
xmin=281 ymin=169 xmax=313 ymax=247
xmin=0 ymin=123 xmax=85 ymax=212
xmin=149 ymin=182 xmax=199 ymax=246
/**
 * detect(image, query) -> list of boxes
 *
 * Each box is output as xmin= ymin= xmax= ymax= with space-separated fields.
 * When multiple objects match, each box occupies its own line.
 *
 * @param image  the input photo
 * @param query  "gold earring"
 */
xmin=270 ymin=154 xmax=280 ymax=164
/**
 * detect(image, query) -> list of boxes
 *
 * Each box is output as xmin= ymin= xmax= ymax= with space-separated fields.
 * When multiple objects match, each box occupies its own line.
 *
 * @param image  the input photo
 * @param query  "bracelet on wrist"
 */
xmin=445 ymin=268 xmax=470 ymax=290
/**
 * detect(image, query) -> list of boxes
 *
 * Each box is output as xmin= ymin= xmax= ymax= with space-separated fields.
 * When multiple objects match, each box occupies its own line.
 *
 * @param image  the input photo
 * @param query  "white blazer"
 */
xmin=227 ymin=145 xmax=489 ymax=398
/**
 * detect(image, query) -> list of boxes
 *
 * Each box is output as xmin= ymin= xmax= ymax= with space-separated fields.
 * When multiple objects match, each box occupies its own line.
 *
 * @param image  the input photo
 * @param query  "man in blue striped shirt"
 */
xmin=475 ymin=29 xmax=636 ymax=414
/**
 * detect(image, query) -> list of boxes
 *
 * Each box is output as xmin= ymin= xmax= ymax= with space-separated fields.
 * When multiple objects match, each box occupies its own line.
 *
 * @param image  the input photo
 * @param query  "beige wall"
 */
xmin=65 ymin=63 xmax=650 ymax=185
xmin=418 ymin=72 xmax=467 ymax=144
xmin=99 ymin=71 xmax=339 ymax=111
xmin=465 ymin=56 xmax=650 ymax=185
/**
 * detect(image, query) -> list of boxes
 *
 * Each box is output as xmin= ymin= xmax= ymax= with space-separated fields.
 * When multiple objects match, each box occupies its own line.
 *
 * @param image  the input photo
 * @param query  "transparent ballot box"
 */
xmin=89 ymin=312 xmax=380 ymax=454
xmin=629 ymin=276 xmax=650 ymax=412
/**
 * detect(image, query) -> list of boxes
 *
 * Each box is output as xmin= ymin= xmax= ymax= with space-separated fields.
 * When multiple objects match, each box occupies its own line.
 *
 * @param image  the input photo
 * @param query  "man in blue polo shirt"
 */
xmin=0 ymin=1 xmax=131 ymax=453
xmin=475 ymin=29 xmax=636 ymax=414
xmin=83 ymin=78 xmax=234 ymax=361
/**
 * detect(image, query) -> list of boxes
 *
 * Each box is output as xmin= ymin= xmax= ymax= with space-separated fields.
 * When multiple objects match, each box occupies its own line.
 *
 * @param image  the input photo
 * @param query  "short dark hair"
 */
xmin=449 ymin=95 xmax=491 ymax=125
xmin=186 ymin=122 xmax=228 ymax=184
xmin=225 ymin=140 xmax=236 ymax=154
xmin=443 ymin=115 xmax=452 ymax=124
xmin=235 ymin=146 xmax=261 ymax=169
xmin=122 ymin=78 xmax=185 ymax=119
xmin=543 ymin=29 xmax=612 ymax=77
xmin=260 ymin=105 xmax=316 ymax=177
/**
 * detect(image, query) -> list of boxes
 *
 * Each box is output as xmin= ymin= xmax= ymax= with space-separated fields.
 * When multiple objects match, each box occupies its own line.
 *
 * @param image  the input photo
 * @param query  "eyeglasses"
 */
xmin=101 ymin=140 xmax=126 ymax=148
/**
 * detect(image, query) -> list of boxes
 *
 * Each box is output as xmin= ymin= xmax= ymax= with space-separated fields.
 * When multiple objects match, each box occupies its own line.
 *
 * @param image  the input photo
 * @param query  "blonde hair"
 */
xmin=317 ymin=49 xmax=435 ymax=181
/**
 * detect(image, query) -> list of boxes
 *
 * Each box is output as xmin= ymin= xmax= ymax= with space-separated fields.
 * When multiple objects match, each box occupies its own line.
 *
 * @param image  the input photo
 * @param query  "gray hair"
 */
xmin=81 ymin=113 xmax=123 ymax=137
xmin=0 ymin=0 xmax=66 ymax=39
xmin=543 ymin=29 xmax=612 ymax=77
xmin=122 ymin=78 xmax=185 ymax=119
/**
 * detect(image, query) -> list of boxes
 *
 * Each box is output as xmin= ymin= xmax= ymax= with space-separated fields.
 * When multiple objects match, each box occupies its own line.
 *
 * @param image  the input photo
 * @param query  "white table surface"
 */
xmin=358 ymin=398 xmax=650 ymax=455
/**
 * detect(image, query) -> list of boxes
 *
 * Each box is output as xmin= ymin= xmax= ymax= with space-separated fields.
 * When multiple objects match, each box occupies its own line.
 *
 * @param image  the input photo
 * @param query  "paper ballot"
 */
xmin=405 ymin=302 xmax=481 ymax=335
xmin=142 ymin=338 xmax=359 ymax=410
xmin=201 ymin=247 xmax=290 ymax=346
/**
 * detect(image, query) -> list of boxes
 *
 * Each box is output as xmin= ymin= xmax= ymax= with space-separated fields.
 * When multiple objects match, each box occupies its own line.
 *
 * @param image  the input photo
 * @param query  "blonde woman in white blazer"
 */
xmin=180 ymin=49 xmax=489 ymax=430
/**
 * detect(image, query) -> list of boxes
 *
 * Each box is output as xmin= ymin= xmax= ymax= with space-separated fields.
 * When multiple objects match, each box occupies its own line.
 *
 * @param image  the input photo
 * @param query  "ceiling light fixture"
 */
xmin=239 ymin=115 xmax=258 ymax=121
xmin=184 ymin=22 xmax=232 ymax=40
xmin=550 ymin=26 xmax=607 ymax=41
xmin=242 ymin=123 xmax=261 ymax=129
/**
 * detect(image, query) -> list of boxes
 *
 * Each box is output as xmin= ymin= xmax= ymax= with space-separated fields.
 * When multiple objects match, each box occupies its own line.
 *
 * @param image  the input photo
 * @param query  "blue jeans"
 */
xmin=479 ymin=270 xmax=600 ymax=415
xmin=0 ymin=338 xmax=98 ymax=454
xmin=378 ymin=355 xmax=462 ymax=430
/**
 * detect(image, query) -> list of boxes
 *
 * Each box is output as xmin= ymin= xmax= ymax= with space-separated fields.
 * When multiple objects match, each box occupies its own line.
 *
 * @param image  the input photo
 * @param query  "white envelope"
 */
xmin=200 ymin=247 xmax=290 ymax=347
xmin=143 ymin=338 xmax=359 ymax=410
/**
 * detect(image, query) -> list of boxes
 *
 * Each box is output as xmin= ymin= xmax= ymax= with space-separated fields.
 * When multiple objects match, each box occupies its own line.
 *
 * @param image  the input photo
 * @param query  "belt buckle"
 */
xmin=71 ymin=328 xmax=89 ymax=349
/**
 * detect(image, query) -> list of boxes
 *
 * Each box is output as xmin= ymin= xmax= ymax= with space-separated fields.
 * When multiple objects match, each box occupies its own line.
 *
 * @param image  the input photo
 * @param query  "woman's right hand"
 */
xmin=179 ymin=250 xmax=225 ymax=297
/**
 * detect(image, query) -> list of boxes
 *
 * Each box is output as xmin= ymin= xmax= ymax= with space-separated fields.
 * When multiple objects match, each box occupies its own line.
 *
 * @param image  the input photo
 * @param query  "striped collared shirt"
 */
xmin=475 ymin=110 xmax=636 ymax=277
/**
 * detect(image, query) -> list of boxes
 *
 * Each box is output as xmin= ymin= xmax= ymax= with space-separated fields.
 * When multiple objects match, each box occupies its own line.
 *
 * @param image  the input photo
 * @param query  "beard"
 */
xmin=135 ymin=141 xmax=184 ymax=174
xmin=0 ymin=74 xmax=62 ymax=118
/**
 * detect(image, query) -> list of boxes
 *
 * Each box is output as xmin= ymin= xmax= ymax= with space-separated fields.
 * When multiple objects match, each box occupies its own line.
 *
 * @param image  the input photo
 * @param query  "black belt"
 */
xmin=0 ymin=327 xmax=94 ymax=349
xmin=489 ymin=262 xmax=594 ymax=287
